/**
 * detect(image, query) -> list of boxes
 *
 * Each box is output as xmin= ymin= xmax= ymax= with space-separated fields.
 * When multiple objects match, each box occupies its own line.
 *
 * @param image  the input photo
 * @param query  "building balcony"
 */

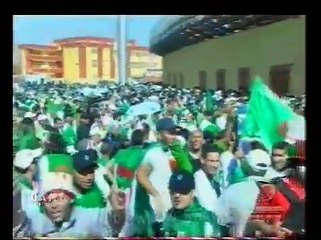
xmin=28 ymin=54 xmax=62 ymax=62
xmin=29 ymin=66 xmax=63 ymax=74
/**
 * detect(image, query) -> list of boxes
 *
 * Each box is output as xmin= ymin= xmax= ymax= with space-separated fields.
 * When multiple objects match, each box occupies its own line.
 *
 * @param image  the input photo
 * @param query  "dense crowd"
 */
xmin=12 ymin=78 xmax=305 ymax=238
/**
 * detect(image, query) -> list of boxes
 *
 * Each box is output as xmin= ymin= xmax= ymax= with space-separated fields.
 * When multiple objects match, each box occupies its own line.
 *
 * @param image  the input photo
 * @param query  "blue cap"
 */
xmin=72 ymin=149 xmax=98 ymax=173
xmin=169 ymin=171 xmax=195 ymax=194
xmin=156 ymin=118 xmax=177 ymax=134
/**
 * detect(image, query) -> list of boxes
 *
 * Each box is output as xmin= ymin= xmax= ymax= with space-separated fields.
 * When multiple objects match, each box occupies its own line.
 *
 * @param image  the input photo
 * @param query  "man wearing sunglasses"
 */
xmin=163 ymin=171 xmax=222 ymax=237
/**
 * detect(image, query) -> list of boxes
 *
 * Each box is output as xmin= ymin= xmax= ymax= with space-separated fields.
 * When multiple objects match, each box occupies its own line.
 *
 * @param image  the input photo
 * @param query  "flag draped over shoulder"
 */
xmin=242 ymin=77 xmax=295 ymax=151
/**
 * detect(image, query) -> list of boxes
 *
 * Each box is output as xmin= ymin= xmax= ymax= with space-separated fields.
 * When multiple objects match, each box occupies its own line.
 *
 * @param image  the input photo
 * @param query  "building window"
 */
xmin=92 ymin=60 xmax=98 ymax=68
xmin=91 ymin=48 xmax=98 ymax=54
xmin=238 ymin=67 xmax=251 ymax=92
xmin=269 ymin=64 xmax=292 ymax=97
xmin=179 ymin=73 xmax=184 ymax=88
xmin=199 ymin=71 xmax=207 ymax=90
xmin=216 ymin=69 xmax=226 ymax=90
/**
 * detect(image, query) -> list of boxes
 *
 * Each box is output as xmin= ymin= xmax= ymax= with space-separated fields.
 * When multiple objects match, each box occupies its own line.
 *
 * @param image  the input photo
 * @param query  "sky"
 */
xmin=13 ymin=15 xmax=165 ymax=47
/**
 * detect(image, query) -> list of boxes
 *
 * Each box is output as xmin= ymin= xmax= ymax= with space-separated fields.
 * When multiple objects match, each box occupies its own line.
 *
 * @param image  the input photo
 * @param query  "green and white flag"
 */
xmin=242 ymin=76 xmax=295 ymax=151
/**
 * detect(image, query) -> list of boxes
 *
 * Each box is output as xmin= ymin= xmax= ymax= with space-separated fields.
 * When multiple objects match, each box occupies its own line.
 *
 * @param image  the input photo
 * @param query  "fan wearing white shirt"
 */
xmin=194 ymin=145 xmax=223 ymax=217
xmin=136 ymin=118 xmax=179 ymax=234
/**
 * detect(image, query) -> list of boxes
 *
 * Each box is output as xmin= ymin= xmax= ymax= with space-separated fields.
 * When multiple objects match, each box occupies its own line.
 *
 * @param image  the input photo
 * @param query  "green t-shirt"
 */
xmin=164 ymin=201 xmax=223 ymax=237
xmin=18 ymin=132 xmax=40 ymax=150
xmin=74 ymin=183 xmax=106 ymax=208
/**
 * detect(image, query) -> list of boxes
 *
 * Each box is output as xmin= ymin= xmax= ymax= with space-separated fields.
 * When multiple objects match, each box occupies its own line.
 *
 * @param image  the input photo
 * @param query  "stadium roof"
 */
xmin=150 ymin=15 xmax=301 ymax=56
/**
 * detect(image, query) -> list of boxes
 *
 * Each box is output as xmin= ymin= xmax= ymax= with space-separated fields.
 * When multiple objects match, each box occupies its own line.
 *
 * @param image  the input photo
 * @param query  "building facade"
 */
xmin=18 ymin=37 xmax=163 ymax=84
xmin=19 ymin=44 xmax=63 ymax=78
xmin=54 ymin=37 xmax=115 ymax=83
xmin=150 ymin=15 xmax=305 ymax=95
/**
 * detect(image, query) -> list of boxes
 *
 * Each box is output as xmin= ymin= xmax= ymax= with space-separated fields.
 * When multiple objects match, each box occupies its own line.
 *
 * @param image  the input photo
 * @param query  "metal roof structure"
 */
xmin=150 ymin=15 xmax=300 ymax=56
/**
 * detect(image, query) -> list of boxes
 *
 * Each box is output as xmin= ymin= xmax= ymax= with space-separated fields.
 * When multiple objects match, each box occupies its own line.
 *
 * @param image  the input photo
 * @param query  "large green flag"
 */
xmin=242 ymin=76 xmax=295 ymax=151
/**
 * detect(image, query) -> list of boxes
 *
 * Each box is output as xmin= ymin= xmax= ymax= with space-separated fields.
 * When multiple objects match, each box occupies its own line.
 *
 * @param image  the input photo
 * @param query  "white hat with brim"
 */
xmin=14 ymin=148 xmax=43 ymax=169
xmin=246 ymin=149 xmax=271 ymax=173
xmin=37 ymin=114 xmax=48 ymax=121
xmin=24 ymin=112 xmax=36 ymax=118
xmin=89 ymin=126 xmax=103 ymax=137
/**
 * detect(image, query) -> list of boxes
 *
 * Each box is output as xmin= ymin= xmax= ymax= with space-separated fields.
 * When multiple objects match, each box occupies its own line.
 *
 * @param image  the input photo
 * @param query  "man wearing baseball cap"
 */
xmin=135 ymin=118 xmax=180 ymax=236
xmin=163 ymin=171 xmax=222 ymax=237
xmin=72 ymin=149 xmax=108 ymax=208
xmin=16 ymin=150 xmax=112 ymax=238
xmin=13 ymin=148 xmax=43 ymax=227
xmin=135 ymin=118 xmax=193 ymax=236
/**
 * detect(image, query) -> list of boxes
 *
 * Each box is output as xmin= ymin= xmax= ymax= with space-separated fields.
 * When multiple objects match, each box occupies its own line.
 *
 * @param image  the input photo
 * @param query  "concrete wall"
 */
xmin=162 ymin=16 xmax=305 ymax=95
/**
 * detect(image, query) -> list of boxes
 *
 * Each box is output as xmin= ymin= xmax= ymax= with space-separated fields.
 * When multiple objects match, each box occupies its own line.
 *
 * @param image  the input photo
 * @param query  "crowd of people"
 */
xmin=12 ymin=78 xmax=305 ymax=238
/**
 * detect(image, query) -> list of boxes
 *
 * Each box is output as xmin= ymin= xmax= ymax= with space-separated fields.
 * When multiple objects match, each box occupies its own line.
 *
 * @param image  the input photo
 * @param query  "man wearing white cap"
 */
xmin=16 ymin=154 xmax=114 ymax=238
xmin=13 ymin=148 xmax=43 ymax=231
xmin=24 ymin=112 xmax=36 ymax=120
xmin=217 ymin=148 xmax=292 ymax=237
xmin=35 ymin=114 xmax=49 ymax=143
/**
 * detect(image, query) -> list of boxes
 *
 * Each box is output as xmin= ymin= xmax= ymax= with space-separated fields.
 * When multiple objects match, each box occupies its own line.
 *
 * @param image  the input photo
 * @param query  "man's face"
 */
xmin=39 ymin=119 xmax=49 ymax=126
xmin=81 ymin=118 xmax=90 ymax=125
xmin=194 ymin=89 xmax=201 ymax=96
xmin=272 ymin=149 xmax=288 ymax=171
xmin=159 ymin=131 xmax=176 ymax=146
xmin=28 ymin=163 xmax=37 ymax=179
xmin=55 ymin=120 xmax=64 ymax=129
xmin=91 ymin=134 xmax=102 ymax=144
xmin=170 ymin=190 xmax=194 ymax=210
xmin=201 ymin=152 xmax=220 ymax=175
xmin=65 ymin=117 xmax=73 ymax=124
xmin=190 ymin=132 xmax=203 ymax=151
xmin=43 ymin=191 xmax=72 ymax=223
xmin=73 ymin=168 xmax=95 ymax=190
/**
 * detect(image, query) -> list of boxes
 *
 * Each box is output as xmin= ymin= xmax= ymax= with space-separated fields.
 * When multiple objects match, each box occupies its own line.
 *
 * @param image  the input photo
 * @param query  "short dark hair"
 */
xmin=251 ymin=141 xmax=267 ymax=152
xmin=14 ymin=166 xmax=28 ymax=174
xmin=21 ymin=118 xmax=34 ymax=126
xmin=100 ymin=142 xmax=113 ymax=156
xmin=201 ymin=144 xmax=219 ymax=158
xmin=54 ymin=117 xmax=63 ymax=123
xmin=273 ymin=141 xmax=290 ymax=152
xmin=131 ymin=130 xmax=145 ymax=146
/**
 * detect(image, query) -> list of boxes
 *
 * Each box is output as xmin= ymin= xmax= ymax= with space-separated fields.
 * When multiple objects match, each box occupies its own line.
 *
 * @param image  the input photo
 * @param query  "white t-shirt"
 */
xmin=141 ymin=145 xmax=174 ymax=220
xmin=142 ymin=145 xmax=174 ymax=192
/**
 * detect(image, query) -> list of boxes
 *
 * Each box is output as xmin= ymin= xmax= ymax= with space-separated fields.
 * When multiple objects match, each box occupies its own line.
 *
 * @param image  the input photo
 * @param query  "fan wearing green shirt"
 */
xmin=72 ymin=150 xmax=107 ymax=209
xmin=18 ymin=118 xmax=41 ymax=151
xmin=163 ymin=171 xmax=223 ymax=237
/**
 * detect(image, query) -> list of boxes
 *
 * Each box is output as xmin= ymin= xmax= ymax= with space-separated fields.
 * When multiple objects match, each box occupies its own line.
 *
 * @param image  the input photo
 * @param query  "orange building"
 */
xmin=18 ymin=37 xmax=162 ymax=84
xmin=54 ymin=37 xmax=115 ymax=83
xmin=20 ymin=44 xmax=63 ymax=78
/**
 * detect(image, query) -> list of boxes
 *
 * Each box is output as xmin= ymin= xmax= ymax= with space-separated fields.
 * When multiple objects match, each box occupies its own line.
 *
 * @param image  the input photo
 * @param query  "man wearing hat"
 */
xmin=134 ymin=118 xmax=192 ymax=236
xmin=72 ymin=150 xmax=109 ymax=208
xmin=19 ymin=153 xmax=112 ymax=237
xmin=163 ymin=171 xmax=222 ymax=237
xmin=35 ymin=114 xmax=50 ymax=143
xmin=13 ymin=148 xmax=43 ymax=232
xmin=217 ymin=148 xmax=293 ymax=237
